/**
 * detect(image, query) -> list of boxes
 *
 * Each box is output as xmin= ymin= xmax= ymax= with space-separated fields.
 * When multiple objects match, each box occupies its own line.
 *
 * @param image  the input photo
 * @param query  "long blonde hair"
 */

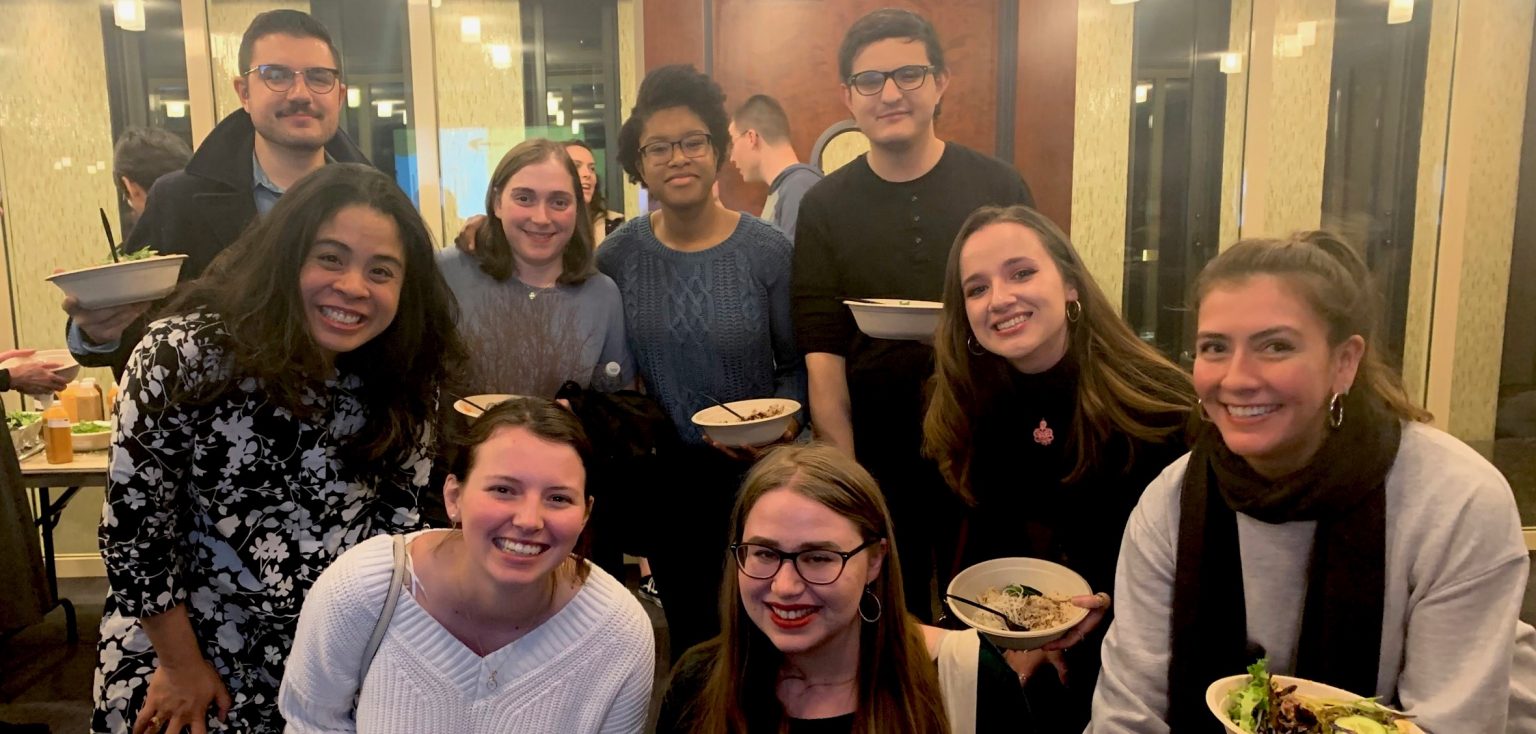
xmin=923 ymin=206 xmax=1195 ymax=501
xmin=1194 ymin=231 xmax=1431 ymax=423
xmin=690 ymin=444 xmax=951 ymax=734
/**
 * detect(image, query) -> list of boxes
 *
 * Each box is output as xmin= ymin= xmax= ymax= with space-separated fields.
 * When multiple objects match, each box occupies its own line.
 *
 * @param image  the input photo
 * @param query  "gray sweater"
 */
xmin=437 ymin=249 xmax=635 ymax=398
xmin=1089 ymin=422 xmax=1533 ymax=734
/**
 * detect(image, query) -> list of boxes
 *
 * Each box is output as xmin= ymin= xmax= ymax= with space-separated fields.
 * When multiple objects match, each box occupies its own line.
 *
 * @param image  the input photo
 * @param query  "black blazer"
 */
xmin=70 ymin=110 xmax=370 ymax=376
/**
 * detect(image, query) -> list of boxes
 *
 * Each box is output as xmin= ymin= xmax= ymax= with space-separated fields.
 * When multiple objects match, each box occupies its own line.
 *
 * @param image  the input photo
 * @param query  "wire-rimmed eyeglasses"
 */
xmin=242 ymin=64 xmax=342 ymax=94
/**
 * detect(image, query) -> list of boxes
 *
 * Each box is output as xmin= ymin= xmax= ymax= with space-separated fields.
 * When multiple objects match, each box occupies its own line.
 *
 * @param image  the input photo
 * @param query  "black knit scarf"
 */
xmin=1167 ymin=392 xmax=1401 ymax=731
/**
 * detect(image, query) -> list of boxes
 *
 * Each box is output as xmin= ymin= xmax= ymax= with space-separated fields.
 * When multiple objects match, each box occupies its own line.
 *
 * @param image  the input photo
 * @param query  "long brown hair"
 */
xmin=924 ymin=205 xmax=1195 ymax=501
xmin=1194 ymin=231 xmax=1431 ymax=423
xmin=169 ymin=163 xmax=463 ymax=472
xmin=691 ymin=444 xmax=951 ymax=734
xmin=471 ymin=138 xmax=596 ymax=285
xmin=563 ymin=138 xmax=608 ymax=217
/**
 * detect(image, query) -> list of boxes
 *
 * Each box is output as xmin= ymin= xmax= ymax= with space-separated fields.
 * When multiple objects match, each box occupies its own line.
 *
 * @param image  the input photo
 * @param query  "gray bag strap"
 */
xmin=358 ymin=534 xmax=407 ymax=686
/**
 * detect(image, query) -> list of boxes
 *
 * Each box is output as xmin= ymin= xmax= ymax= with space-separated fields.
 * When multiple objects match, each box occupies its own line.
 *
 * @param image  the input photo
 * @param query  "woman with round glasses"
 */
xmin=655 ymin=444 xmax=951 ymax=734
xmin=598 ymin=64 xmax=806 ymax=662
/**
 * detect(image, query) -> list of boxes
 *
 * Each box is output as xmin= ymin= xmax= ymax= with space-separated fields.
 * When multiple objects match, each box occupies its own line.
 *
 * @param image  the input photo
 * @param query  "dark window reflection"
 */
xmin=1124 ymin=0 xmax=1230 ymax=367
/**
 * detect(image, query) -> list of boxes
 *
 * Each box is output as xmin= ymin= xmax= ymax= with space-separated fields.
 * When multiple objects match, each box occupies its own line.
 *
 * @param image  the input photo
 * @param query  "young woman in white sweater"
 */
xmin=278 ymin=397 xmax=655 ymax=733
xmin=1089 ymin=232 xmax=1532 ymax=733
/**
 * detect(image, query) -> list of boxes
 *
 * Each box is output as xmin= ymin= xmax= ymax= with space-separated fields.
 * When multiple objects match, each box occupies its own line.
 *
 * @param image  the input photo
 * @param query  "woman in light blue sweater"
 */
xmin=1090 ymin=232 xmax=1533 ymax=733
xmin=598 ymin=64 xmax=806 ymax=662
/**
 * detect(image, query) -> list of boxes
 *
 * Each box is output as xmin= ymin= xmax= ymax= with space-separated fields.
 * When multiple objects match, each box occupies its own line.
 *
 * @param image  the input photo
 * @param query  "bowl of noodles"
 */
xmin=690 ymin=398 xmax=800 ymax=447
xmin=945 ymin=557 xmax=1092 ymax=650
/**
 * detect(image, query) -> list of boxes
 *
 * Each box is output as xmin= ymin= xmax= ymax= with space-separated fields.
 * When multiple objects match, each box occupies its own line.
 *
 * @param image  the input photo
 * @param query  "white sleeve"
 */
xmin=1087 ymin=463 xmax=1184 ymax=734
xmin=599 ymin=602 xmax=657 ymax=734
xmin=280 ymin=536 xmax=395 ymax=733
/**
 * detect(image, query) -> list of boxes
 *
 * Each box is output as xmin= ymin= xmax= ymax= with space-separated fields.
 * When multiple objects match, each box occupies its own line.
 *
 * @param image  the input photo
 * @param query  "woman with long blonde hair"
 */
xmin=923 ymin=205 xmax=1194 ymax=730
xmin=655 ymin=444 xmax=950 ymax=734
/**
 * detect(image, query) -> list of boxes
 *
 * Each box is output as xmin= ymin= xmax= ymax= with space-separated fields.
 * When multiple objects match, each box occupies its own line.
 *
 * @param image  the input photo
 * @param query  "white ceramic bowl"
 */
xmin=46 ymin=254 xmax=188 ymax=310
xmin=452 ymin=394 xmax=521 ymax=419
xmin=1206 ymin=674 xmax=1421 ymax=733
xmin=70 ymin=420 xmax=112 ymax=452
xmin=690 ymin=398 xmax=801 ymax=448
xmin=843 ymin=298 xmax=943 ymax=341
xmin=945 ymin=557 xmax=1092 ymax=650
xmin=0 ymin=349 xmax=82 ymax=385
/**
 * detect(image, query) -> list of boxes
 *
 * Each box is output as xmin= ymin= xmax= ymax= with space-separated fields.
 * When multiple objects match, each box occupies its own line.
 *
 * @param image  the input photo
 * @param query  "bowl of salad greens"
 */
xmin=1207 ymin=659 xmax=1419 ymax=733
xmin=45 ymin=250 xmax=186 ymax=309
xmin=8 ymin=410 xmax=42 ymax=454
xmin=70 ymin=420 xmax=113 ymax=452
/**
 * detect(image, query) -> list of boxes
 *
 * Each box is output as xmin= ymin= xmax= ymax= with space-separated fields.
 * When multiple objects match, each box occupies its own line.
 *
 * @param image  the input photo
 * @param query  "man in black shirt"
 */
xmin=791 ymin=8 xmax=1033 ymax=620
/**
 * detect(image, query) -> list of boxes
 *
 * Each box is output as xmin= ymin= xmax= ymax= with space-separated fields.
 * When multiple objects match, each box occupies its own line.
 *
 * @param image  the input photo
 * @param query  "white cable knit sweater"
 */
xmin=278 ymin=532 xmax=655 ymax=733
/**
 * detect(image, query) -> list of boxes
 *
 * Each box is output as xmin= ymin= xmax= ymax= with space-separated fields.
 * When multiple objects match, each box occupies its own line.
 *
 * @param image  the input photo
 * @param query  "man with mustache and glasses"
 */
xmin=791 ymin=9 xmax=1034 ymax=622
xmin=63 ymin=9 xmax=369 ymax=377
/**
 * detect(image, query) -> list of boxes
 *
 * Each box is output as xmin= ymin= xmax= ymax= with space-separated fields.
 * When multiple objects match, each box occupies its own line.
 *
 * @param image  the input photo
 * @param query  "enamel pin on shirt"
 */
xmin=1033 ymin=419 xmax=1055 ymax=446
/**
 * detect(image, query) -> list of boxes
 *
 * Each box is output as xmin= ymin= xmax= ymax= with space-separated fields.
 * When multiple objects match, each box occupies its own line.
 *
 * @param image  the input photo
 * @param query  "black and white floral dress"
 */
xmin=92 ymin=312 xmax=431 ymax=734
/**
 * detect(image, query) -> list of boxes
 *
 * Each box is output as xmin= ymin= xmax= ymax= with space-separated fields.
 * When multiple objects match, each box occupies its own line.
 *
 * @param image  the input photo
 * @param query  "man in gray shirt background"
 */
xmin=728 ymin=94 xmax=822 ymax=242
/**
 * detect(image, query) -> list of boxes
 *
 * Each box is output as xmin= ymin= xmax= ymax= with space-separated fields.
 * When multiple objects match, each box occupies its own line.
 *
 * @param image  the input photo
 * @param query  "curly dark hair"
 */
xmin=616 ymin=64 xmax=730 ymax=186
xmin=168 ymin=163 xmax=465 ymax=472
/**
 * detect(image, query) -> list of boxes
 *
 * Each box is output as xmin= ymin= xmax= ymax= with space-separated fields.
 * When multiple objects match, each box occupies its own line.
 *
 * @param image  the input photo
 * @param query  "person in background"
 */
xmin=65 ymin=9 xmax=369 ymax=378
xmin=599 ymin=63 xmax=806 ymax=661
xmin=1090 ymin=232 xmax=1532 ymax=733
xmin=564 ymin=139 xmax=624 ymax=245
xmin=92 ymin=164 xmax=462 ymax=734
xmin=0 ymin=348 xmax=71 ymax=641
xmin=728 ymin=94 xmax=822 ymax=242
xmin=111 ymin=127 xmax=193 ymax=225
xmin=792 ymin=8 xmax=1034 ymax=621
xmin=438 ymin=138 xmax=633 ymax=399
xmin=923 ymin=205 xmax=1193 ymax=730
xmin=280 ymin=398 xmax=654 ymax=733
xmin=655 ymin=444 xmax=951 ymax=734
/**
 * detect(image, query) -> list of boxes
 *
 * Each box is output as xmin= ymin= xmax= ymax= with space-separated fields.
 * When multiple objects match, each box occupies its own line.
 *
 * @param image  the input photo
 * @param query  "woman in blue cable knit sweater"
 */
xmin=598 ymin=64 xmax=807 ymax=662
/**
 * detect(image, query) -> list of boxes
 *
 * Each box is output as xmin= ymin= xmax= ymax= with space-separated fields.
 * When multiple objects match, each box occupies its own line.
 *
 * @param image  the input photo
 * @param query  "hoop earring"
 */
xmin=1196 ymin=398 xmax=1209 ymax=422
xmin=1328 ymin=392 xmax=1345 ymax=429
xmin=1066 ymin=300 xmax=1082 ymax=323
xmin=858 ymin=585 xmax=883 ymax=623
xmin=966 ymin=336 xmax=986 ymax=356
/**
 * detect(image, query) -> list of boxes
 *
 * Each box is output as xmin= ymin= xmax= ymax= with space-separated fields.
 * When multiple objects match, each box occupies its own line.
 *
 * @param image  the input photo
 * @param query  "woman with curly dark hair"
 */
xmin=598 ymin=64 xmax=806 ymax=661
xmin=93 ymin=163 xmax=464 ymax=734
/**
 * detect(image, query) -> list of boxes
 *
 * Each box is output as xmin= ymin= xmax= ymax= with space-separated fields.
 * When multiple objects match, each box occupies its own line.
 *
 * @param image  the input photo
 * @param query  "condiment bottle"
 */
xmin=43 ymin=397 xmax=73 ymax=465
xmin=75 ymin=378 xmax=104 ymax=422
xmin=107 ymin=383 xmax=120 ymax=418
xmin=57 ymin=381 xmax=81 ymax=423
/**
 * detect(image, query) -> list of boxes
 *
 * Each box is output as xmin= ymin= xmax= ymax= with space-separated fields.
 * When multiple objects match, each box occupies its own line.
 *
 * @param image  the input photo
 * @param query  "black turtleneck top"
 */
xmin=957 ymin=354 xmax=1189 ymax=731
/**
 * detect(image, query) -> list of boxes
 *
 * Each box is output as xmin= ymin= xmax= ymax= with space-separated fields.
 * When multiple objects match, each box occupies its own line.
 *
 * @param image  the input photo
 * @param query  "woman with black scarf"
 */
xmin=1089 ymin=232 xmax=1532 ymax=733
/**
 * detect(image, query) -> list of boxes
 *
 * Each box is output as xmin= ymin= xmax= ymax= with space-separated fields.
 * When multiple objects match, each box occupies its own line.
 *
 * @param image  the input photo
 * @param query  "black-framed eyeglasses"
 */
xmin=243 ymin=64 xmax=342 ymax=94
xmin=731 ymin=538 xmax=882 ymax=585
xmin=847 ymin=65 xmax=936 ymax=96
xmin=640 ymin=133 xmax=713 ymax=165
